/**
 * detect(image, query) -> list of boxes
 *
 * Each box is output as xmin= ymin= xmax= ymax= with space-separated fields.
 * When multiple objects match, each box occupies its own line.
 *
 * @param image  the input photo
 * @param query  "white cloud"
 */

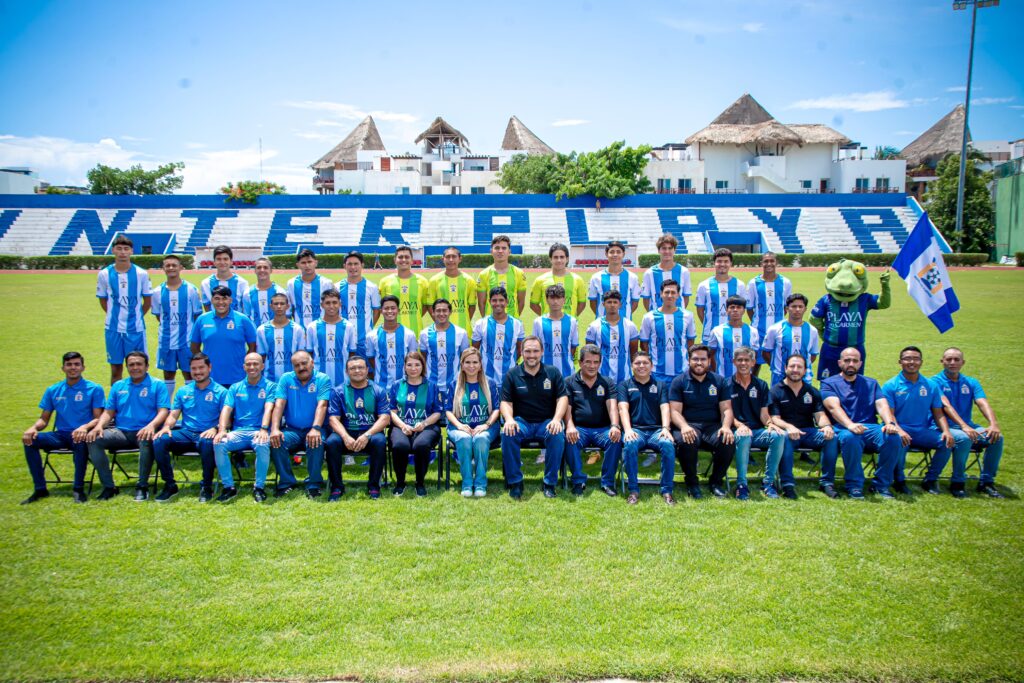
xmin=742 ymin=22 xmax=764 ymax=33
xmin=946 ymin=86 xmax=968 ymax=93
xmin=181 ymin=145 xmax=315 ymax=195
xmin=282 ymin=100 xmax=417 ymax=123
xmin=0 ymin=134 xmax=145 ymax=186
xmin=660 ymin=17 xmax=766 ymax=34
xmin=293 ymin=131 xmax=340 ymax=142
xmin=184 ymin=142 xmax=207 ymax=150
xmin=314 ymin=119 xmax=348 ymax=128
xmin=551 ymin=119 xmax=590 ymax=127
xmin=1009 ymin=105 xmax=1024 ymax=110
xmin=119 ymin=135 xmax=150 ymax=142
xmin=787 ymin=90 xmax=926 ymax=112
xmin=971 ymin=96 xmax=1014 ymax=106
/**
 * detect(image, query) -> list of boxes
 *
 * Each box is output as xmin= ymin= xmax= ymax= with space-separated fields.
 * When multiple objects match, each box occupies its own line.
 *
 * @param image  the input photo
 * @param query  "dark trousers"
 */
xmin=325 ymin=431 xmax=387 ymax=491
xmin=24 ymin=430 xmax=90 ymax=490
xmin=155 ymin=429 xmax=216 ymax=486
xmin=88 ymin=428 xmax=169 ymax=488
xmin=673 ymin=422 xmax=735 ymax=487
xmin=390 ymin=425 xmax=441 ymax=487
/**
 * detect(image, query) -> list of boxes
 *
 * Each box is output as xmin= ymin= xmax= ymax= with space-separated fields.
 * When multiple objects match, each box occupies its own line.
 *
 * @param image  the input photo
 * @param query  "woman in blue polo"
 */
xmin=446 ymin=347 xmax=499 ymax=498
xmin=387 ymin=350 xmax=441 ymax=497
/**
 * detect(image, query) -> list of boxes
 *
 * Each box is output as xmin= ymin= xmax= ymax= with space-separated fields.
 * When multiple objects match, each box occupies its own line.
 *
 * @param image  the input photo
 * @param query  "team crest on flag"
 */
xmin=915 ymin=259 xmax=945 ymax=296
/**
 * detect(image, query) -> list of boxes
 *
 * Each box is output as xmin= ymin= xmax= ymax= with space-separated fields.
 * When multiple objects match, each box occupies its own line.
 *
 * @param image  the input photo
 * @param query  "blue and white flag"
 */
xmin=892 ymin=213 xmax=960 ymax=333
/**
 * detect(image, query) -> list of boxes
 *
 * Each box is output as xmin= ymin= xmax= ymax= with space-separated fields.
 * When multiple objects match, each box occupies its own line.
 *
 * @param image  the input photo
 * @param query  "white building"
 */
xmin=0 ymin=167 xmax=41 ymax=194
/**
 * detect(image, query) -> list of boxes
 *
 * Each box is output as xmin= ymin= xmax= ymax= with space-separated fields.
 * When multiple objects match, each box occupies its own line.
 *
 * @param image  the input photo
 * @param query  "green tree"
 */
xmin=924 ymin=150 xmax=995 ymax=253
xmin=86 ymin=162 xmax=184 ymax=195
xmin=497 ymin=141 xmax=652 ymax=199
xmin=873 ymin=145 xmax=901 ymax=160
xmin=220 ymin=180 xmax=288 ymax=204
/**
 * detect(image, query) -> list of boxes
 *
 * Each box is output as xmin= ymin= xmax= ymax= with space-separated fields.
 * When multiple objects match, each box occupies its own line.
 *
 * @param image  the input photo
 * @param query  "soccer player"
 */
xmin=446 ymin=347 xmax=500 ymax=497
xmin=473 ymin=287 xmax=525 ymax=389
xmin=821 ymin=347 xmax=903 ymax=500
xmin=269 ymin=350 xmax=332 ymax=498
xmin=428 ymin=247 xmax=476 ymax=335
xmin=152 ymin=353 xmax=228 ymax=503
xmin=500 ymin=336 xmax=569 ymax=499
xmin=532 ymin=284 xmax=579 ymax=379
xmin=695 ymin=248 xmax=743 ymax=343
xmin=565 ymin=344 xmax=622 ymax=497
xmin=372 ymin=295 xmax=417 ymax=392
xmin=213 ymin=352 xmax=276 ymax=503
xmin=746 ymin=252 xmax=792 ymax=343
xmin=768 ymin=355 xmax=837 ymax=500
xmin=306 ymin=288 xmax=359 ymax=388
xmin=641 ymin=233 xmax=691 ymax=310
xmin=729 ymin=346 xmax=784 ymax=501
xmin=287 ymin=248 xmax=335 ymax=329
xmin=761 ymin=293 xmax=820 ymax=386
xmin=201 ymin=245 xmax=249 ymax=313
xmin=96 ymin=234 xmax=152 ymax=384
xmin=584 ymin=290 xmax=639 ymax=384
xmin=325 ymin=355 xmax=390 ymax=500
xmin=477 ymin=234 xmax=528 ymax=317
xmin=708 ymin=295 xmax=760 ymax=379
xmin=529 ymin=243 xmax=587 ymax=317
xmin=617 ymin=352 xmax=676 ymax=505
xmin=669 ymin=345 xmax=735 ymax=499
xmin=152 ymin=254 xmax=203 ymax=399
xmin=420 ymin=298 xmax=470 ymax=406
xmin=256 ymin=292 xmax=306 ymax=383
xmin=21 ymin=352 xmax=105 ymax=504
xmin=243 ymin=256 xmax=288 ymax=326
xmin=190 ymin=285 xmax=257 ymax=388
xmin=338 ymin=251 xmax=381 ymax=357
xmin=379 ymin=245 xmax=430 ymax=335
xmin=86 ymin=351 xmax=171 ymax=502
xmin=588 ymin=240 xmax=642 ymax=318
xmin=881 ymin=346 xmax=964 ymax=496
xmin=388 ymin=351 xmax=442 ymax=497
xmin=933 ymin=347 xmax=1005 ymax=498
xmin=639 ymin=279 xmax=696 ymax=383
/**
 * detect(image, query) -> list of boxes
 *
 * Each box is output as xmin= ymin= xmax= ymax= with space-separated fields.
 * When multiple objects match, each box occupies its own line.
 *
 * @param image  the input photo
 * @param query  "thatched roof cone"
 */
xmin=785 ymin=124 xmax=851 ymax=146
xmin=415 ymin=116 xmax=470 ymax=150
xmin=711 ymin=93 xmax=775 ymax=125
xmin=311 ymin=116 xmax=386 ymax=170
xmin=900 ymin=105 xmax=969 ymax=169
xmin=501 ymin=116 xmax=555 ymax=155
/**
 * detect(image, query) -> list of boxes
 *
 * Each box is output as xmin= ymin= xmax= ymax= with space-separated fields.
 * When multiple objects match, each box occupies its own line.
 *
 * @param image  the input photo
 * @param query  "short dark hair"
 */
xmin=395 ymin=245 xmax=413 ymax=257
xmin=190 ymin=352 xmax=211 ymax=367
xmin=488 ymin=286 xmax=508 ymax=301
xmin=689 ymin=344 xmax=711 ymax=358
xmin=900 ymin=346 xmax=923 ymax=359
xmin=605 ymin=240 xmax=626 ymax=254
xmin=786 ymin=293 xmax=809 ymax=307
xmin=254 ymin=256 xmax=272 ymax=268
xmin=62 ymin=351 xmax=84 ymax=364
xmin=111 ymin=234 xmax=133 ymax=249
xmin=380 ymin=294 xmax=400 ymax=308
xmin=660 ymin=278 xmax=680 ymax=293
xmin=213 ymin=245 xmax=233 ymax=259
xmin=521 ymin=335 xmax=543 ymax=351
xmin=579 ymin=344 xmax=602 ymax=361
xmin=296 ymin=248 xmax=317 ymax=263
xmin=491 ymin=235 xmax=511 ymax=247
xmin=162 ymin=254 xmax=182 ymax=264
xmin=346 ymin=355 xmax=368 ymax=368
xmin=270 ymin=292 xmax=288 ymax=303
xmin=725 ymin=295 xmax=747 ymax=308
xmin=443 ymin=246 xmax=462 ymax=258
xmin=545 ymin=284 xmax=565 ymax=299
xmin=320 ymin=288 xmax=340 ymax=301
xmin=211 ymin=285 xmax=233 ymax=298
xmin=124 ymin=350 xmax=149 ymax=365
xmin=713 ymin=248 xmax=733 ymax=263
xmin=344 ymin=251 xmax=364 ymax=265
xmin=633 ymin=350 xmax=652 ymax=363
xmin=601 ymin=289 xmax=622 ymax=302
xmin=785 ymin=353 xmax=807 ymax=368
xmin=431 ymin=298 xmax=451 ymax=311
xmin=548 ymin=243 xmax=569 ymax=258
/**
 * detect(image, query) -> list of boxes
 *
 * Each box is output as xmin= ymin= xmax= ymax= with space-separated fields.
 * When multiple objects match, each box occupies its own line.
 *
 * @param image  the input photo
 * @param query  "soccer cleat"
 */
xmin=328 ymin=488 xmax=344 ymax=502
xmin=198 ymin=486 xmax=214 ymax=503
xmin=734 ymin=485 xmax=750 ymax=501
xmin=216 ymin=487 xmax=238 ymax=503
xmin=762 ymin=484 xmax=780 ymax=499
xmin=819 ymin=483 xmax=840 ymax=499
xmin=21 ymin=489 xmax=49 ymax=505
xmin=252 ymin=487 xmax=268 ymax=503
xmin=133 ymin=487 xmax=149 ymax=502
xmin=848 ymin=489 xmax=865 ymax=500
xmin=921 ymin=480 xmax=941 ymax=495
xmin=72 ymin=489 xmax=88 ymax=504
xmin=415 ymin=485 xmax=427 ymax=498
xmin=782 ymin=485 xmax=798 ymax=500
xmin=392 ymin=485 xmax=406 ymax=497
xmin=96 ymin=486 xmax=120 ymax=501
xmin=155 ymin=484 xmax=179 ymax=503
xmin=976 ymin=482 xmax=1004 ymax=499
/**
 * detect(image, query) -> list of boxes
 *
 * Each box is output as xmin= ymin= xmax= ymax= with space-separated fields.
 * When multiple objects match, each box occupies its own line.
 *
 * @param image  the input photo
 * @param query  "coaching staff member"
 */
xmin=565 ymin=344 xmax=621 ymax=497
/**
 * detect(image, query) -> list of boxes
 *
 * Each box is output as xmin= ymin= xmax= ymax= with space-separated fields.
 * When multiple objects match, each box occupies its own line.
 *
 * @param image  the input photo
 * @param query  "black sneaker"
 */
xmin=198 ymin=486 xmax=215 ymax=503
xmin=509 ymin=484 xmax=523 ymax=500
xmin=72 ymin=489 xmax=88 ymax=504
xmin=328 ymin=488 xmax=344 ymax=502
xmin=542 ymin=484 xmax=557 ymax=498
xmin=252 ymin=487 xmax=268 ymax=503
xmin=921 ymin=480 xmax=941 ymax=495
xmin=819 ymin=483 xmax=840 ymax=499
xmin=415 ymin=485 xmax=427 ymax=497
xmin=709 ymin=484 xmax=728 ymax=499
xmin=892 ymin=481 xmax=911 ymax=495
xmin=687 ymin=486 xmax=703 ymax=499
xmin=96 ymin=486 xmax=120 ymax=501
xmin=306 ymin=488 xmax=321 ymax=499
xmin=368 ymin=488 xmax=381 ymax=500
xmin=20 ymin=489 xmax=49 ymax=505
xmin=848 ymin=489 xmax=865 ymax=500
xmin=976 ymin=482 xmax=1004 ymax=499
xmin=949 ymin=483 xmax=967 ymax=499
xmin=868 ymin=483 xmax=895 ymax=500
xmin=216 ymin=487 xmax=238 ymax=503
xmin=392 ymin=485 xmax=406 ymax=497
xmin=782 ymin=485 xmax=798 ymax=500
xmin=133 ymin=487 xmax=149 ymax=502
xmin=274 ymin=485 xmax=295 ymax=498
xmin=155 ymin=484 xmax=179 ymax=503
xmin=571 ymin=483 xmax=585 ymax=496
xmin=600 ymin=485 xmax=617 ymax=497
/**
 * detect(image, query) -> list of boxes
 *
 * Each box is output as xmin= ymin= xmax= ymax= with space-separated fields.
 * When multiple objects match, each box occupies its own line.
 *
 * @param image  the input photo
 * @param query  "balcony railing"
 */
xmin=313 ymin=176 xmax=334 ymax=186
xmin=707 ymin=189 xmax=746 ymax=194
xmin=653 ymin=188 xmax=696 ymax=194
xmin=852 ymin=187 xmax=902 ymax=194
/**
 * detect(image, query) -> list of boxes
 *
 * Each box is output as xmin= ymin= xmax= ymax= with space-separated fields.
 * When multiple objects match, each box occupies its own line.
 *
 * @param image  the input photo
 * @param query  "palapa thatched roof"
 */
xmin=785 ymin=124 xmax=851 ymax=146
xmin=710 ymin=93 xmax=775 ymax=125
xmin=900 ymin=105 xmax=969 ymax=169
xmin=686 ymin=93 xmax=851 ymax=148
xmin=501 ymin=116 xmax=555 ymax=155
xmin=311 ymin=116 xmax=386 ymax=170
xmin=415 ymin=116 xmax=470 ymax=151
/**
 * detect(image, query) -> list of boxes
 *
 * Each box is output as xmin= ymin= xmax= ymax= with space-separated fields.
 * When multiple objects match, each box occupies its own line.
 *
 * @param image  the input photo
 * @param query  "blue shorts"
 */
xmin=157 ymin=344 xmax=192 ymax=372
xmin=105 ymin=329 xmax=147 ymax=365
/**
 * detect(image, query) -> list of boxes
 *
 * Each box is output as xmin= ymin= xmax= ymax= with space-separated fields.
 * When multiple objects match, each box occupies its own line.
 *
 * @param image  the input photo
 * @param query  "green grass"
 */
xmin=1 ymin=267 xmax=1023 ymax=682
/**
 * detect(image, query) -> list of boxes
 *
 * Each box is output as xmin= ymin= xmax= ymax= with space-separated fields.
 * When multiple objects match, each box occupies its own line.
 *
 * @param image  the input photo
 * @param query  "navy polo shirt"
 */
xmin=616 ymin=376 xmax=666 ymax=430
xmin=770 ymin=381 xmax=824 ymax=429
xmin=730 ymin=376 xmax=771 ymax=429
xmin=566 ymin=371 xmax=616 ymax=429
xmin=668 ymin=371 xmax=730 ymax=424
xmin=820 ymin=374 xmax=883 ymax=425
xmin=500 ymin=363 xmax=567 ymax=424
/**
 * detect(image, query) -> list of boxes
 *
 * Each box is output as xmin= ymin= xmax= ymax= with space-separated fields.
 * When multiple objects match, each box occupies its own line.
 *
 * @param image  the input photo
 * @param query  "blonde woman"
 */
xmin=387 ymin=350 xmax=441 ymax=497
xmin=446 ymin=347 xmax=499 ymax=497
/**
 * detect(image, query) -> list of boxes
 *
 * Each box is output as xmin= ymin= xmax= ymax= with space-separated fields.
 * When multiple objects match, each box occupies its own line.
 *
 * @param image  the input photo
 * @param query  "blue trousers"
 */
xmin=155 ymin=428 xmax=216 ymax=486
xmin=734 ymin=428 xmax=784 ymax=488
xmin=950 ymin=429 xmax=1003 ymax=485
xmin=213 ymin=429 xmax=272 ymax=489
xmin=24 ymin=430 xmax=90 ymax=491
xmin=271 ymin=428 xmax=325 ymax=491
xmin=893 ymin=427 xmax=954 ymax=484
xmin=777 ymin=429 xmax=837 ymax=488
xmin=501 ymin=418 xmax=566 ymax=487
xmin=449 ymin=424 xmax=499 ymax=492
xmin=835 ymin=424 xmax=902 ymax=492
xmin=566 ymin=425 xmax=620 ymax=489
xmin=622 ymin=428 xmax=676 ymax=494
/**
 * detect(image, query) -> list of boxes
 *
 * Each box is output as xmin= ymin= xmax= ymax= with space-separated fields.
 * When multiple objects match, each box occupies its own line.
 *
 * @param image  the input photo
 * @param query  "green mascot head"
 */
xmin=824 ymin=258 xmax=870 ymax=303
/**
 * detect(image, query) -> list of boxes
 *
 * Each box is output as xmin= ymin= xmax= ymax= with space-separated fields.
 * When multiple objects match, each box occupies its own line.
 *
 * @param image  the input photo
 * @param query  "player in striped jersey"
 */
xmin=201 ymin=245 xmax=249 ymax=313
xmin=256 ymin=293 xmax=307 ymax=382
xmin=477 ymin=234 xmax=528 ymax=317
xmin=532 ymin=284 xmax=579 ymax=378
xmin=762 ymin=293 xmax=820 ymax=386
xmin=338 ymin=251 xmax=381 ymax=357
xmin=96 ymin=235 xmax=152 ymax=384
xmin=287 ymin=248 xmax=335 ymax=329
xmin=529 ymin=243 xmax=587 ymax=317
xmin=588 ymin=240 xmax=642 ymax=318
xmin=372 ymin=295 xmax=417 ymax=392
xmin=641 ymin=233 xmax=692 ymax=311
xmin=378 ymin=245 xmax=429 ymax=336
xmin=639 ymin=279 xmax=697 ymax=383
xmin=746 ymin=252 xmax=792 ymax=342
xmin=152 ymin=254 xmax=203 ymax=398
xmin=695 ymin=248 xmax=744 ymax=343
xmin=473 ymin=287 xmax=525 ymax=388
xmin=428 ymin=247 xmax=476 ymax=335
xmin=708 ymin=295 xmax=760 ymax=379
xmin=585 ymin=290 xmax=639 ymax=384
xmin=305 ymin=288 xmax=359 ymax=388
xmin=419 ymin=298 xmax=470 ymax=406
xmin=243 ymin=257 xmax=288 ymax=326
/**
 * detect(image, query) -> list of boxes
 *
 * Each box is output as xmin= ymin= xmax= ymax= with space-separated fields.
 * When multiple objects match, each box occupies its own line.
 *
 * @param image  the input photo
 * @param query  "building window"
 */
xmin=855 ymin=177 xmax=870 ymax=191
xmin=657 ymin=178 xmax=671 ymax=191
xmin=678 ymin=178 xmax=692 ymax=190
xmin=875 ymin=177 xmax=890 ymax=190
xmin=801 ymin=180 xmax=812 ymax=190
xmin=715 ymin=180 xmax=729 ymax=190
xmin=395 ymin=187 xmax=410 ymax=195
xmin=470 ymin=186 xmax=485 ymax=195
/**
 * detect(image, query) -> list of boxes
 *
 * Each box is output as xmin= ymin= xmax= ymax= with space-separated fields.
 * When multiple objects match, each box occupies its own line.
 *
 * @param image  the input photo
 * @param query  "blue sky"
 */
xmin=1 ymin=0 xmax=1021 ymax=193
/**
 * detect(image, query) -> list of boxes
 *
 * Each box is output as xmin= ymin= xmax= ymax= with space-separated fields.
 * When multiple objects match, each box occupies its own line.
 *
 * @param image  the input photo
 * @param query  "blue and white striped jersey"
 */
xmin=287 ymin=274 xmax=335 ymax=328
xmin=708 ymin=323 xmax=761 ymax=379
xmin=419 ymin=324 xmax=470 ymax=390
xmin=256 ymin=320 xmax=307 ymax=383
xmin=338 ymin=277 xmax=381 ymax=357
xmin=585 ymin=317 xmax=639 ymax=384
xmin=762 ymin=320 xmax=819 ymax=384
xmin=201 ymin=273 xmax=250 ymax=312
xmin=588 ymin=269 xmax=642 ymax=317
xmin=639 ymin=309 xmax=697 ymax=379
xmin=472 ymin=315 xmax=525 ymax=388
xmin=641 ymin=264 xmax=692 ymax=309
xmin=372 ymin=325 xmax=415 ymax=391
xmin=243 ymin=283 xmax=288 ymax=327
xmin=306 ymin=318 xmax=358 ymax=388
xmin=746 ymin=275 xmax=793 ymax=340
xmin=533 ymin=314 xmax=579 ymax=378
xmin=153 ymin=281 xmax=202 ymax=351
xmin=694 ymin=276 xmax=744 ymax=342
xmin=96 ymin=264 xmax=152 ymax=333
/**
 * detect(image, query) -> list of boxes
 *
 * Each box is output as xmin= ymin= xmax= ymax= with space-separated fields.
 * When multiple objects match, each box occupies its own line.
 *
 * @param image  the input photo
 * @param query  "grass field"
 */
xmin=1 ymin=266 xmax=1023 ymax=682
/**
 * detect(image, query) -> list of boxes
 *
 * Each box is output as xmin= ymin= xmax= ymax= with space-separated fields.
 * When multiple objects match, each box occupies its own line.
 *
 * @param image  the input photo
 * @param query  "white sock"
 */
xmin=164 ymin=380 xmax=176 ymax=397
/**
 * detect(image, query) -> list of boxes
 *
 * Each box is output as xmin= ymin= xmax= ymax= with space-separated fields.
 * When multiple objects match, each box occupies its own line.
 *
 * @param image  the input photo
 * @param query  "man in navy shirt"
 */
xmin=190 ymin=285 xmax=258 ymax=387
xmin=669 ymin=344 xmax=735 ymax=499
xmin=214 ymin=352 xmax=277 ymax=503
xmin=821 ymin=346 xmax=902 ymax=499
xmin=617 ymin=352 xmax=676 ymax=505
xmin=21 ymin=352 xmax=105 ymax=504
xmin=269 ymin=350 xmax=332 ymax=498
xmin=565 ymin=344 xmax=622 ymax=497
xmin=729 ymin=346 xmax=784 ymax=501
xmin=325 ymin=355 xmax=390 ymax=500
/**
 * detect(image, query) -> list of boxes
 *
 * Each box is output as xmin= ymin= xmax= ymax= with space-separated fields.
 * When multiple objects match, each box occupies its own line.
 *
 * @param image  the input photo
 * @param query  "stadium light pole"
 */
xmin=952 ymin=0 xmax=998 ymax=249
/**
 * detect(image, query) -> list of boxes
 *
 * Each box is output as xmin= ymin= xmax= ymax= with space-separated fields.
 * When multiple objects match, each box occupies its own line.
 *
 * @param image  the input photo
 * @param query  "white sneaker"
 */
xmin=535 ymin=449 xmax=546 ymax=464
xmin=461 ymin=489 xmax=473 ymax=498
xmin=641 ymin=453 xmax=657 ymax=467
xmin=474 ymin=489 xmax=487 ymax=497
xmin=344 ymin=455 xmax=355 ymax=465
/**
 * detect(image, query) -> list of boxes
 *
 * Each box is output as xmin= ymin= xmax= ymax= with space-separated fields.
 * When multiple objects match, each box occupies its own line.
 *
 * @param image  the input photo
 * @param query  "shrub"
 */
xmin=267 ymin=253 xmax=396 ymax=270
xmin=0 ymin=254 xmax=193 ymax=270
xmin=1015 ymin=252 xmax=1024 ymax=267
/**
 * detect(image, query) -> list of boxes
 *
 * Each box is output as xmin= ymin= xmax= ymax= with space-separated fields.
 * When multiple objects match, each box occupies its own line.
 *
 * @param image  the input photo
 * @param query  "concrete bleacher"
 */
xmin=0 ymin=194 xmax=932 ymax=258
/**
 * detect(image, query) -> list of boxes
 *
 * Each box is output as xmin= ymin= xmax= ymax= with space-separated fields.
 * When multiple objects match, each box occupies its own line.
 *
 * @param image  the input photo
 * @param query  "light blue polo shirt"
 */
xmin=226 ymin=377 xmax=277 ymax=429
xmin=931 ymin=371 xmax=986 ymax=429
xmin=189 ymin=310 xmax=258 ymax=386
xmin=172 ymin=381 xmax=228 ymax=432
xmin=105 ymin=375 xmax=170 ymax=431
xmin=882 ymin=372 xmax=942 ymax=432
xmin=274 ymin=371 xmax=332 ymax=430
xmin=40 ymin=378 xmax=105 ymax=432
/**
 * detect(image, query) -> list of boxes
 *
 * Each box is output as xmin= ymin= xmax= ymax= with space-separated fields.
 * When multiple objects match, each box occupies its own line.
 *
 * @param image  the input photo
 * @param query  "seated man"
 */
xmin=820 ymin=346 xmax=902 ymax=499
xmin=565 ymin=344 xmax=621 ymax=497
xmin=86 ymin=351 xmax=171 ymax=501
xmin=214 ymin=352 xmax=277 ymax=503
xmin=617 ymin=352 xmax=676 ymax=505
xmin=933 ymin=346 xmax=1004 ymax=498
xmin=768 ymin=354 xmax=837 ymax=500
xmin=153 ymin=353 xmax=228 ymax=503
xmin=269 ymin=350 xmax=332 ymax=498
xmin=22 ymin=352 xmax=105 ymax=504
xmin=729 ymin=346 xmax=784 ymax=501
xmin=668 ymin=344 xmax=735 ymax=499
xmin=325 ymin=356 xmax=390 ymax=500
xmin=499 ymin=336 xmax=569 ymax=499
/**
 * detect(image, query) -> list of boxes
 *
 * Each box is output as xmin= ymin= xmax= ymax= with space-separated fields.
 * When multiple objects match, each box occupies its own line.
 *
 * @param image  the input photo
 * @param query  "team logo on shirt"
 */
xmin=543 ymin=378 xmax=551 ymax=390
xmin=409 ymin=392 xmax=416 ymax=401
xmin=227 ymin=320 xmax=235 ymax=330
xmin=205 ymin=393 xmax=214 ymax=402
xmin=649 ymin=384 xmax=658 ymax=393
xmin=803 ymin=393 xmax=812 ymax=404
xmin=449 ymin=284 xmax=456 ymax=293
xmin=709 ymin=386 xmax=717 ymax=396
xmin=961 ymin=385 xmax=970 ymax=395
xmin=470 ymin=390 xmax=478 ymax=400
xmin=308 ymin=383 xmax=316 ymax=393
xmin=401 ymin=286 xmax=408 ymax=294
xmin=258 ymin=390 xmax=266 ymax=399
xmin=919 ymin=386 xmax=928 ymax=397
xmin=140 ymin=388 xmax=149 ymax=398
xmin=750 ymin=388 xmax=758 ymax=398
xmin=387 ymin=339 xmax=395 ymax=349
xmin=74 ymin=392 xmax=83 ymax=402
xmin=355 ymin=397 xmax=364 ymax=408
xmin=597 ymin=386 xmax=605 ymax=397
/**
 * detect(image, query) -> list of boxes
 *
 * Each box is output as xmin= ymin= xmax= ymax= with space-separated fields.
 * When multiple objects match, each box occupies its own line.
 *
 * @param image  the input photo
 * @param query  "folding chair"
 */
xmin=41 ymin=448 xmax=99 ymax=494
xmin=445 ymin=430 xmax=500 ymax=491
xmin=905 ymin=448 xmax=933 ymax=478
